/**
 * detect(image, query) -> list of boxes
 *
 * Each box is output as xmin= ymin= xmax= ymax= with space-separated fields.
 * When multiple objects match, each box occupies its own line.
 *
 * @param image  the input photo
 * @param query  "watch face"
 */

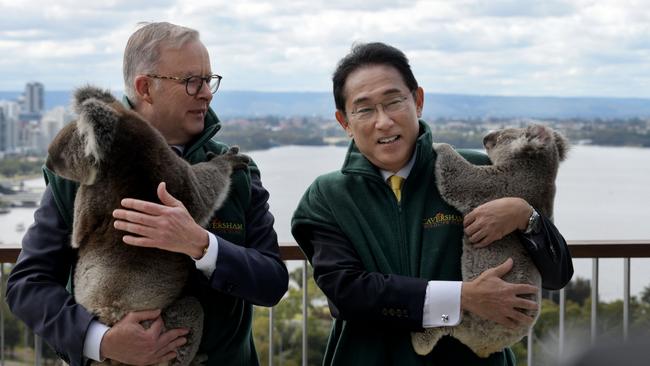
xmin=531 ymin=210 xmax=541 ymax=233
xmin=524 ymin=209 xmax=541 ymax=234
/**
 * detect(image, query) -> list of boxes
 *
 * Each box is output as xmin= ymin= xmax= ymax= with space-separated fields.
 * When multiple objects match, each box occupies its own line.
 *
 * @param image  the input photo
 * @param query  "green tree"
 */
xmin=0 ymin=157 xmax=45 ymax=178
xmin=641 ymin=284 xmax=650 ymax=304
xmin=565 ymin=277 xmax=591 ymax=306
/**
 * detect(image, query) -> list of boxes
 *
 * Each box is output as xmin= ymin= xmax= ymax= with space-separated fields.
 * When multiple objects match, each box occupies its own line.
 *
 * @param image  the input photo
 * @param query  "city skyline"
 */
xmin=1 ymin=1 xmax=650 ymax=98
xmin=0 ymin=81 xmax=74 ymax=155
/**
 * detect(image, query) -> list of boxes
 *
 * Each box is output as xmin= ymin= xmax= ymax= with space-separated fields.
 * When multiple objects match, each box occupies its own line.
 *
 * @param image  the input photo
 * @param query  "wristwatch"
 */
xmin=524 ymin=207 xmax=541 ymax=235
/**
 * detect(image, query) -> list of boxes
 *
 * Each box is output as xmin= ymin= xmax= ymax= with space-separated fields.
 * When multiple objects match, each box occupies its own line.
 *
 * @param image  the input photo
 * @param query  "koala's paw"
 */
xmin=224 ymin=146 xmax=250 ymax=170
xmin=411 ymin=328 xmax=446 ymax=356
xmin=227 ymin=146 xmax=240 ymax=155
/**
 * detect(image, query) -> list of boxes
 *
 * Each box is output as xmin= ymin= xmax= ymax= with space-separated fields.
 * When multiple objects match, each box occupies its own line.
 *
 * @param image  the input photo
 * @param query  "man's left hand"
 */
xmin=463 ymin=197 xmax=532 ymax=248
xmin=113 ymin=182 xmax=208 ymax=258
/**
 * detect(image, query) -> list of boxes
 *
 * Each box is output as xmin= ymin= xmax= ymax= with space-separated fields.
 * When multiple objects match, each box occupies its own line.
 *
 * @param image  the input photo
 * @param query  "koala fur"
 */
xmin=46 ymin=86 xmax=249 ymax=366
xmin=411 ymin=124 xmax=568 ymax=358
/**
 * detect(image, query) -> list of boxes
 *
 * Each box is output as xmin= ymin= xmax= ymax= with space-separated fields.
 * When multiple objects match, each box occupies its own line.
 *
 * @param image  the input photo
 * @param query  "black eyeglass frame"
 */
xmin=146 ymin=73 xmax=223 ymax=96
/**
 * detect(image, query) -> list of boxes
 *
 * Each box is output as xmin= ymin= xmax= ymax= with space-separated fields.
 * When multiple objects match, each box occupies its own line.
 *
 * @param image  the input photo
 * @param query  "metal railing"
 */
xmin=1 ymin=240 xmax=649 ymax=365
xmin=275 ymin=240 xmax=650 ymax=366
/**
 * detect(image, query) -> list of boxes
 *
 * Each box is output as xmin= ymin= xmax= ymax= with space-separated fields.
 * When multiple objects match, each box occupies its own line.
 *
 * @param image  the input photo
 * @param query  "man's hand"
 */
xmin=461 ymin=258 xmax=538 ymax=328
xmin=112 ymin=182 xmax=208 ymax=258
xmin=463 ymin=197 xmax=532 ymax=247
xmin=100 ymin=309 xmax=189 ymax=365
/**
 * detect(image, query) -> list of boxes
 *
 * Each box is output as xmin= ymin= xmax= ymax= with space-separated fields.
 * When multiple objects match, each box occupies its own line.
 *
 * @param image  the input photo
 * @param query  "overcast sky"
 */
xmin=2 ymin=0 xmax=650 ymax=98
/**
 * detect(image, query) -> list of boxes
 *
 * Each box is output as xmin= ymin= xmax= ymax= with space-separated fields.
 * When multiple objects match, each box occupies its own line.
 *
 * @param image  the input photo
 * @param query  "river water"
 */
xmin=2 ymin=145 xmax=649 ymax=301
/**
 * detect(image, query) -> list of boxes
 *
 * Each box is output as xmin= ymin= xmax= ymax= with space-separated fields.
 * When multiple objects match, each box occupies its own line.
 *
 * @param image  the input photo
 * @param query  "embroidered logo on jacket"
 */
xmin=209 ymin=219 xmax=244 ymax=234
xmin=422 ymin=212 xmax=463 ymax=229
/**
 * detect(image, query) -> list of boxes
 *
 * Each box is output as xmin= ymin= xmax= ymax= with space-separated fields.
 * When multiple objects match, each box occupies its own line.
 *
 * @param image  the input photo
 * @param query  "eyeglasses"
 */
xmin=146 ymin=74 xmax=223 ymax=96
xmin=349 ymin=95 xmax=410 ymax=123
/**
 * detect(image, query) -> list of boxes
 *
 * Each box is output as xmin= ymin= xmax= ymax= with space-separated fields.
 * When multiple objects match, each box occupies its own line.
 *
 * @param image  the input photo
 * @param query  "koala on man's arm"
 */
xmin=411 ymin=125 xmax=569 ymax=358
xmin=45 ymin=85 xmax=249 ymax=366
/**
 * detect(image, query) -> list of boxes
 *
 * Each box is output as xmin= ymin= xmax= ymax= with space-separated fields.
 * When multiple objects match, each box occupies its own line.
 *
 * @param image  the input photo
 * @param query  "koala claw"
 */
xmin=223 ymin=146 xmax=250 ymax=170
xmin=229 ymin=154 xmax=250 ymax=170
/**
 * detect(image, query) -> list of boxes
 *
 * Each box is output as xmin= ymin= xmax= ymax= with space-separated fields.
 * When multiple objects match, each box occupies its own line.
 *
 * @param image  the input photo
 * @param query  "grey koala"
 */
xmin=411 ymin=124 xmax=568 ymax=358
xmin=45 ymin=85 xmax=249 ymax=366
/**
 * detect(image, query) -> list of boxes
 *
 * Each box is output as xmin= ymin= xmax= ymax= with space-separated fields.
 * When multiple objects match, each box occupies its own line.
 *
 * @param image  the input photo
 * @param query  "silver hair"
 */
xmin=123 ymin=22 xmax=200 ymax=101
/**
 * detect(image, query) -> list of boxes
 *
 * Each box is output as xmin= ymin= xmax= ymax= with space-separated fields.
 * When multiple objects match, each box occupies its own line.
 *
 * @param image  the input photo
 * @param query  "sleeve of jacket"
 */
xmin=519 ymin=213 xmax=574 ymax=290
xmin=208 ymin=170 xmax=289 ymax=306
xmin=6 ymin=186 xmax=94 ymax=366
xmin=308 ymin=226 xmax=429 ymax=331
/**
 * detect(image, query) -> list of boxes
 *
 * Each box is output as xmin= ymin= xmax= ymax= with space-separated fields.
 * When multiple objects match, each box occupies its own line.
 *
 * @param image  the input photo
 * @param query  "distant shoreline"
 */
xmin=4 ymin=90 xmax=650 ymax=119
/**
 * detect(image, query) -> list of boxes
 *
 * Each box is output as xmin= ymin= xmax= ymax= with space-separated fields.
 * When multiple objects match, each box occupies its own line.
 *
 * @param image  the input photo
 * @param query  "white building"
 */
xmin=42 ymin=106 xmax=74 ymax=147
xmin=0 ymin=100 xmax=21 ymax=153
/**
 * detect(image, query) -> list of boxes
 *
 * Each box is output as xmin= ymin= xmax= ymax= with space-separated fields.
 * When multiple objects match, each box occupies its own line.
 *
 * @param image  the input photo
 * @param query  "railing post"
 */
xmin=591 ymin=258 xmax=599 ymax=345
xmin=623 ymin=258 xmax=630 ymax=341
xmin=302 ymin=261 xmax=308 ymax=366
xmin=35 ymin=335 xmax=42 ymax=366
xmin=268 ymin=307 xmax=273 ymax=366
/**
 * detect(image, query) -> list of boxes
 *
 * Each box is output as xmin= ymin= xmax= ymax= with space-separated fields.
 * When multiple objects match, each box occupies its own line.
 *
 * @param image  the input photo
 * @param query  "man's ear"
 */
xmin=134 ymin=75 xmax=153 ymax=104
xmin=335 ymin=110 xmax=352 ymax=137
xmin=415 ymin=87 xmax=424 ymax=118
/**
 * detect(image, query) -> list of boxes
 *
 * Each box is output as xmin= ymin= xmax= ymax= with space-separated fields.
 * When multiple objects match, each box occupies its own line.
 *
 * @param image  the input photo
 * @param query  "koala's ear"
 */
xmin=73 ymin=85 xmax=116 ymax=114
xmin=76 ymin=98 xmax=118 ymax=163
xmin=553 ymin=130 xmax=570 ymax=161
xmin=526 ymin=124 xmax=551 ymax=143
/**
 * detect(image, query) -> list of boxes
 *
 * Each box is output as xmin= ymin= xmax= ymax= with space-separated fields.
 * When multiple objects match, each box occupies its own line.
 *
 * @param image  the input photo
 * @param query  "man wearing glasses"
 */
xmin=292 ymin=43 xmax=573 ymax=365
xmin=7 ymin=22 xmax=288 ymax=366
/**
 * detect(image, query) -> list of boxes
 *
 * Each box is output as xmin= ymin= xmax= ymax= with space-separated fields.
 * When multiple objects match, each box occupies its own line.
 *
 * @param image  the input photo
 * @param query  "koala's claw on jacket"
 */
xmin=224 ymin=146 xmax=250 ymax=170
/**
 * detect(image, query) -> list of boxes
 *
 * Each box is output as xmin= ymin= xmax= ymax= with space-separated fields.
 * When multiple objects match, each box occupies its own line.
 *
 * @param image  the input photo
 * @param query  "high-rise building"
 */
xmin=0 ymin=101 xmax=20 ymax=153
xmin=0 ymin=107 xmax=6 ymax=153
xmin=24 ymin=82 xmax=44 ymax=115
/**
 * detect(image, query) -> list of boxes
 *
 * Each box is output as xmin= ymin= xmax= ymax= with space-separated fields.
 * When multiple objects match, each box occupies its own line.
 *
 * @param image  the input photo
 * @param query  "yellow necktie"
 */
xmin=388 ymin=175 xmax=404 ymax=202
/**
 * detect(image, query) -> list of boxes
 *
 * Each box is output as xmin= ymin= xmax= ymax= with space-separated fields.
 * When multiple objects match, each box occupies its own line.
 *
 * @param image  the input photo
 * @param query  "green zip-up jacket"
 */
xmin=292 ymin=121 xmax=515 ymax=366
xmin=7 ymin=99 xmax=288 ymax=366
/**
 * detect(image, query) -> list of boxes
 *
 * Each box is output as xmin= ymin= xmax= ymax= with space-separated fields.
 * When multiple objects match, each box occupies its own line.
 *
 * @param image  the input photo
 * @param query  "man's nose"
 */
xmin=374 ymin=105 xmax=394 ymax=129
xmin=196 ymin=79 xmax=213 ymax=101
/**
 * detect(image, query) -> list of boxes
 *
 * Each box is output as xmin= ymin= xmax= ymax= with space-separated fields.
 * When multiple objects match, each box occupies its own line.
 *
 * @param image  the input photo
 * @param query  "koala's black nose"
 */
xmin=45 ymin=155 xmax=56 ymax=170
xmin=483 ymin=132 xmax=496 ymax=149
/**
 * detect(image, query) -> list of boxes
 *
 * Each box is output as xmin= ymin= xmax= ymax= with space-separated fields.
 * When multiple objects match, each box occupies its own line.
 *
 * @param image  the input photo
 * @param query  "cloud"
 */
xmin=466 ymin=0 xmax=578 ymax=18
xmin=0 ymin=0 xmax=649 ymax=97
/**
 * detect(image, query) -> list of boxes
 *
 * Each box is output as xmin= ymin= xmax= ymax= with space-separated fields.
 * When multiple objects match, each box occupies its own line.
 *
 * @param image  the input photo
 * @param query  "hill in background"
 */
xmin=1 ymin=90 xmax=650 ymax=119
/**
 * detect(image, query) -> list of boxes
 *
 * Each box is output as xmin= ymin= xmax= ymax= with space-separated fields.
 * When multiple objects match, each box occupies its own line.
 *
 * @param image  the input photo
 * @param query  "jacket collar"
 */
xmin=341 ymin=120 xmax=434 ymax=181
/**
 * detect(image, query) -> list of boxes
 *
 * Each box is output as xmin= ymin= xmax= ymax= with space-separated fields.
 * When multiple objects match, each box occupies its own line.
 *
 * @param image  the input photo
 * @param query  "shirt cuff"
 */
xmin=83 ymin=320 xmax=109 ymax=361
xmin=193 ymin=231 xmax=219 ymax=278
xmin=422 ymin=280 xmax=462 ymax=328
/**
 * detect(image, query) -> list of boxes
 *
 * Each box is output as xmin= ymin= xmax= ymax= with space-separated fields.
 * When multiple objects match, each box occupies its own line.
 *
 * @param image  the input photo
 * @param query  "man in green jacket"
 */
xmin=292 ymin=42 xmax=573 ymax=365
xmin=7 ymin=22 xmax=288 ymax=366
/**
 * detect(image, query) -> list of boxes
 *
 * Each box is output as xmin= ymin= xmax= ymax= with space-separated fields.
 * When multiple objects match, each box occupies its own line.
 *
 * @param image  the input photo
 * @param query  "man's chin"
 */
xmin=183 ymin=121 xmax=205 ymax=136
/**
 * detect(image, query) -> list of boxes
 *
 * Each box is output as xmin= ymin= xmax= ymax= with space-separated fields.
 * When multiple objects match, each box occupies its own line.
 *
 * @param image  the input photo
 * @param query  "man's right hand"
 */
xmin=461 ymin=258 xmax=539 ymax=328
xmin=99 ymin=309 xmax=189 ymax=365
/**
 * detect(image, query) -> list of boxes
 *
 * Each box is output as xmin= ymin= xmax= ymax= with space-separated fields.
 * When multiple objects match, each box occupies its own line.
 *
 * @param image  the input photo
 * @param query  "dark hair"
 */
xmin=332 ymin=42 xmax=419 ymax=112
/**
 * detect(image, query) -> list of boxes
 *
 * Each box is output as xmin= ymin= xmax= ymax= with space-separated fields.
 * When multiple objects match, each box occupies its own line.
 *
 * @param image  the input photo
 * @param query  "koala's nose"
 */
xmin=45 ymin=155 xmax=56 ymax=170
xmin=483 ymin=132 xmax=496 ymax=149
